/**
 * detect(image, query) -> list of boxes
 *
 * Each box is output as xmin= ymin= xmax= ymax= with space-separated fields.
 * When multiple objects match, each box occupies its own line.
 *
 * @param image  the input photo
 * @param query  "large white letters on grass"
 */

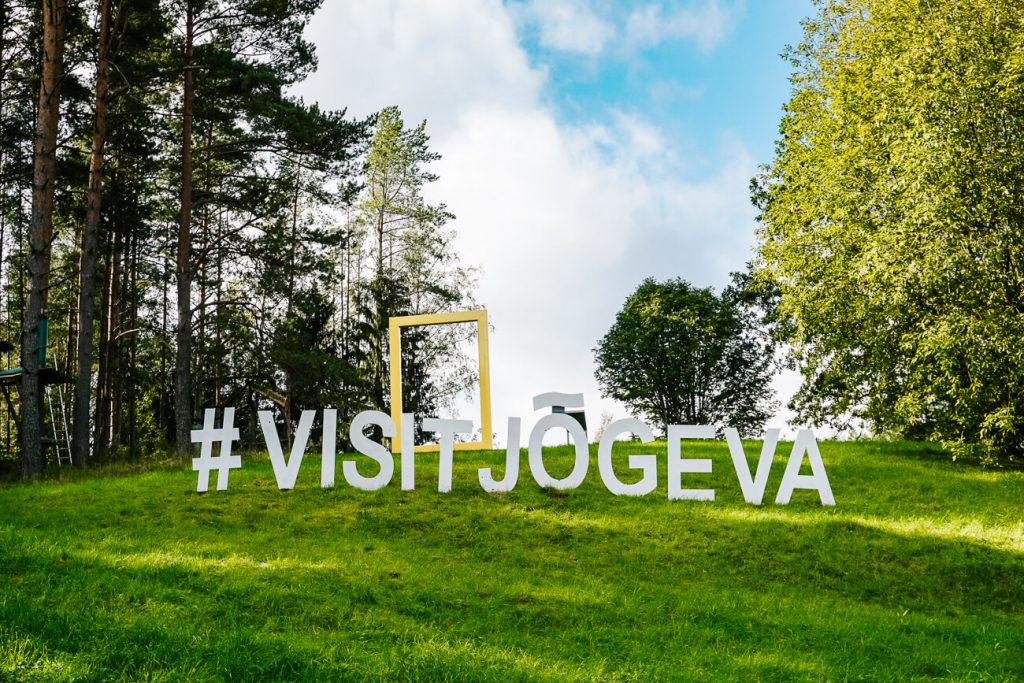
xmin=344 ymin=410 xmax=395 ymax=491
xmin=775 ymin=429 xmax=836 ymax=506
xmin=203 ymin=401 xmax=834 ymax=505
xmin=478 ymin=417 xmax=522 ymax=492
xmin=258 ymin=409 xmax=314 ymax=490
xmin=422 ymin=418 xmax=474 ymax=492
xmin=598 ymin=418 xmax=657 ymax=496
xmin=321 ymin=409 xmax=337 ymax=488
xmin=527 ymin=392 xmax=589 ymax=490
xmin=400 ymin=413 xmax=416 ymax=491
xmin=667 ymin=424 xmax=716 ymax=501
xmin=191 ymin=407 xmax=241 ymax=492
xmin=528 ymin=413 xmax=589 ymax=490
xmin=725 ymin=427 xmax=779 ymax=505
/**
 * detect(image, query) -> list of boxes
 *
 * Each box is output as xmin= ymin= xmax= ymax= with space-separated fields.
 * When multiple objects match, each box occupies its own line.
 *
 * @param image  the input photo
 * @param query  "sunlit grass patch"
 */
xmin=1 ymin=439 xmax=1022 ymax=680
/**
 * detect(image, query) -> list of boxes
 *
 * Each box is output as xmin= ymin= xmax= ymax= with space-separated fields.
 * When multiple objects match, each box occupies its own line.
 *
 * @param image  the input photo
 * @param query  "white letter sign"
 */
xmin=775 ymin=429 xmax=835 ymax=505
xmin=344 ymin=410 xmax=395 ymax=491
xmin=258 ymin=409 xmax=314 ymax=491
xmin=667 ymin=424 xmax=716 ymax=501
xmin=598 ymin=418 xmax=657 ymax=496
xmin=725 ymin=427 xmax=779 ymax=505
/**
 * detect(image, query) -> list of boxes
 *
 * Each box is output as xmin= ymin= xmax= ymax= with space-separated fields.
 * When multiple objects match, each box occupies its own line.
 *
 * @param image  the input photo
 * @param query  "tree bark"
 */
xmin=21 ymin=0 xmax=67 ymax=477
xmin=159 ymin=253 xmax=168 ymax=437
xmin=127 ymin=224 xmax=138 ymax=457
xmin=72 ymin=0 xmax=113 ymax=466
xmin=110 ymin=224 xmax=126 ymax=445
xmin=174 ymin=3 xmax=195 ymax=454
xmin=94 ymin=224 xmax=119 ymax=453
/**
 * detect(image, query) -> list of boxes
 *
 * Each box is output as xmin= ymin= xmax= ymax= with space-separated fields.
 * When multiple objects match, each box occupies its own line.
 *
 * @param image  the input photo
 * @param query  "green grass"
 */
xmin=1 ymin=439 xmax=1022 ymax=681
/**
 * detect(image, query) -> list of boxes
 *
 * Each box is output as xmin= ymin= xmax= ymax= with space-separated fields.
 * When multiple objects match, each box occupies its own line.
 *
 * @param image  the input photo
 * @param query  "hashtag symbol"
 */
xmin=191 ymin=408 xmax=242 ymax=493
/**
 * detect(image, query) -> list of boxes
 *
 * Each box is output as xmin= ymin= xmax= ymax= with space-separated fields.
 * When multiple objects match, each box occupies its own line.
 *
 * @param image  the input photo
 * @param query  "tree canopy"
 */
xmin=0 ymin=0 xmax=477 ymax=472
xmin=594 ymin=277 xmax=777 ymax=437
xmin=753 ymin=0 xmax=1024 ymax=463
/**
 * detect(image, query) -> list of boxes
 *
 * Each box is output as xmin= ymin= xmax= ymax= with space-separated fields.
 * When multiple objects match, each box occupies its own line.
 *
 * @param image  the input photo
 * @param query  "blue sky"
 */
xmin=299 ymin=0 xmax=816 ymax=439
xmin=513 ymin=1 xmax=812 ymax=178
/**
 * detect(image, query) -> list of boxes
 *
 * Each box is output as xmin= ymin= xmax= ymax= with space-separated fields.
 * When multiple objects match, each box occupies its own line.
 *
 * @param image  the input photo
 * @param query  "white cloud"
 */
xmin=296 ymin=0 xmax=783 ymax=443
xmin=298 ymin=0 xmax=542 ymax=136
xmin=510 ymin=0 xmax=743 ymax=58
xmin=513 ymin=0 xmax=615 ymax=56
xmin=434 ymin=108 xmax=762 ymax=439
xmin=625 ymin=0 xmax=743 ymax=53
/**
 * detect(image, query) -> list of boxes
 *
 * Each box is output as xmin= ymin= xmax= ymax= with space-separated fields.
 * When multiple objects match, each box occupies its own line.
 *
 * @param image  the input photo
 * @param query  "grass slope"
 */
xmin=1 ymin=439 xmax=1022 ymax=681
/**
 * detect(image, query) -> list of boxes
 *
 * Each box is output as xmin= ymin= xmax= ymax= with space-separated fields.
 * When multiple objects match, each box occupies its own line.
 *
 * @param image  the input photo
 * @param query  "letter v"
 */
xmin=258 ymin=410 xmax=315 ymax=490
xmin=725 ymin=428 xmax=779 ymax=505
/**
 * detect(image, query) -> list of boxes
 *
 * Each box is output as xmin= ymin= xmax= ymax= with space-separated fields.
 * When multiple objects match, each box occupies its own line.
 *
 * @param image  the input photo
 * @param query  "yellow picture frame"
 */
xmin=388 ymin=309 xmax=492 ymax=453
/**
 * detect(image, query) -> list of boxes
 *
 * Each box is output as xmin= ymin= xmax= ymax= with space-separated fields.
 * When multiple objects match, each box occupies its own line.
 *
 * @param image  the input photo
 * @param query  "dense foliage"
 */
xmin=753 ymin=0 xmax=1024 ymax=463
xmin=594 ymin=277 xmax=777 ymax=437
xmin=0 ymin=0 xmax=476 ymax=470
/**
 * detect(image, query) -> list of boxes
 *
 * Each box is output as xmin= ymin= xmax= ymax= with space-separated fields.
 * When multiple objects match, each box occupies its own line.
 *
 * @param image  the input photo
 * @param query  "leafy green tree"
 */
xmin=169 ymin=0 xmax=325 ymax=453
xmin=0 ymin=0 xmax=378 ymax=472
xmin=270 ymin=286 xmax=348 ymax=415
xmin=2 ymin=0 xmax=100 ymax=466
xmin=353 ymin=106 xmax=478 ymax=430
xmin=0 ymin=3 xmax=472 ymax=473
xmin=72 ymin=0 xmax=171 ymax=465
xmin=594 ymin=277 xmax=777 ymax=437
xmin=753 ymin=0 xmax=1024 ymax=462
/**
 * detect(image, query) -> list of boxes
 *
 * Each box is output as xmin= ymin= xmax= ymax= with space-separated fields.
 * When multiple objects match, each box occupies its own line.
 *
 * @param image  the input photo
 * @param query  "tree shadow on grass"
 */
xmin=2 ymin=504 xmax=1023 ymax=681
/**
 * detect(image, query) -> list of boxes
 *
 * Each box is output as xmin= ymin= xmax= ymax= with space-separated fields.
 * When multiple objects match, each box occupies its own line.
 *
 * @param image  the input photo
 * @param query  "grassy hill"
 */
xmin=1 ymin=439 xmax=1022 ymax=681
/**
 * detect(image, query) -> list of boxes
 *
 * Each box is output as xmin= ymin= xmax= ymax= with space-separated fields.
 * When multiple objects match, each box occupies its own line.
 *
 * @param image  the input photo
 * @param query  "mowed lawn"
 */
xmin=1 ymin=439 xmax=1022 ymax=681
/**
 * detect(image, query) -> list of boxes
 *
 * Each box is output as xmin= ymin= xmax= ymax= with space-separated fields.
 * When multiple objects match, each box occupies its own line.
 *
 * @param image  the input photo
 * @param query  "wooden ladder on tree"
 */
xmin=0 ymin=320 xmax=74 ymax=465
xmin=46 ymin=360 xmax=72 ymax=466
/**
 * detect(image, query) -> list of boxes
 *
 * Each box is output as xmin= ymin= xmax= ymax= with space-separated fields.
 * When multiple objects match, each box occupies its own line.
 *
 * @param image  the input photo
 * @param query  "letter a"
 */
xmin=775 ymin=429 xmax=835 ymax=506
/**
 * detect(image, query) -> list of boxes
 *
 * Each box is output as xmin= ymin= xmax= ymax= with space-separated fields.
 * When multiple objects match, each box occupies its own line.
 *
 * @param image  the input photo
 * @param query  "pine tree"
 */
xmin=20 ymin=0 xmax=68 ymax=476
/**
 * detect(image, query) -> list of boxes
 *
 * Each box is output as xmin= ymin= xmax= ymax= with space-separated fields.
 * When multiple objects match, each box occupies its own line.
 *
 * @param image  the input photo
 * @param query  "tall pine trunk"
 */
xmin=109 ymin=226 xmax=125 ymax=445
xmin=94 ymin=224 xmax=119 ymax=453
xmin=127 ymin=225 xmax=139 ymax=457
xmin=174 ymin=4 xmax=195 ymax=454
xmin=72 ymin=0 xmax=113 ymax=466
xmin=21 ymin=0 xmax=66 ymax=477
